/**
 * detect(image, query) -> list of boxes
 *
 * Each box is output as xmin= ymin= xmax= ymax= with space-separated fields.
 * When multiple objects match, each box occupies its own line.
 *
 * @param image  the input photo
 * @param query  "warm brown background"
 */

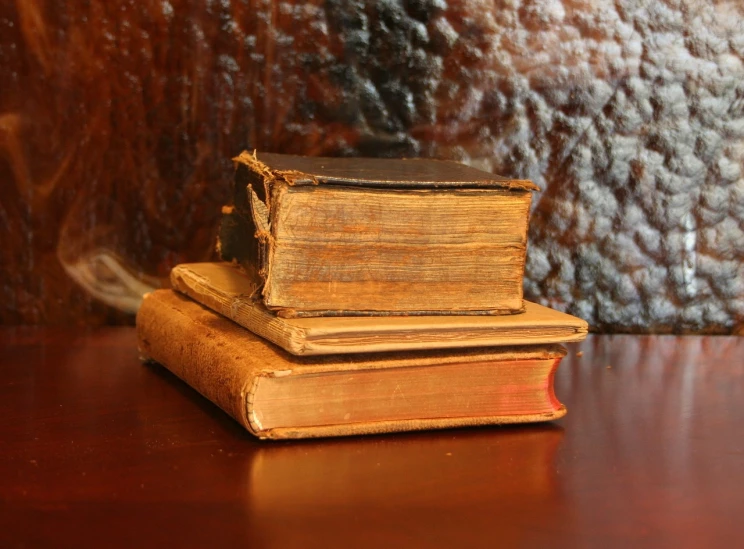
xmin=1 ymin=0 xmax=743 ymax=332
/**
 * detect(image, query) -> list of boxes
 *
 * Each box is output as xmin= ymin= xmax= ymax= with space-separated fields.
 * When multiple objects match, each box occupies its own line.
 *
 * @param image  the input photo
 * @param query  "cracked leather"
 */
xmin=1 ymin=0 xmax=742 ymax=332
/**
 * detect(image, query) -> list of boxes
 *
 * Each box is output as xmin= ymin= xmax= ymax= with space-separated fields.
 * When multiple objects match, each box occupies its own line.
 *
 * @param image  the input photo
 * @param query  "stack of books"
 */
xmin=137 ymin=152 xmax=588 ymax=440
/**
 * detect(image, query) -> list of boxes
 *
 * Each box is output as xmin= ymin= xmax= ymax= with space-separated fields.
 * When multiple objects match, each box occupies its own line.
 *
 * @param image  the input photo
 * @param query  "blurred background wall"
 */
xmin=1 ymin=0 xmax=742 ymax=333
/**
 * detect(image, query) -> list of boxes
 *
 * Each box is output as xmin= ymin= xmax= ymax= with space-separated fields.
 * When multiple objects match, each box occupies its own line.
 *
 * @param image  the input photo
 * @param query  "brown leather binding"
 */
xmin=236 ymin=151 xmax=539 ymax=191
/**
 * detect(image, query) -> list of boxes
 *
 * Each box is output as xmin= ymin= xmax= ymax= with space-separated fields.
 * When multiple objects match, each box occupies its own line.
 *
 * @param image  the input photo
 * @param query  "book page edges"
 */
xmin=273 ymin=302 xmax=527 ymax=319
xmin=254 ymin=407 xmax=567 ymax=440
xmin=299 ymin=328 xmax=586 ymax=355
xmin=251 ymin=354 xmax=566 ymax=440
xmin=263 ymin=184 xmax=529 ymax=315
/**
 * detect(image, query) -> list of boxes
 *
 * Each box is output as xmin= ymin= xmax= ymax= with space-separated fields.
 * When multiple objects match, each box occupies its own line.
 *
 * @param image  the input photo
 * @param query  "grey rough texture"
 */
xmin=321 ymin=0 xmax=744 ymax=333
xmin=515 ymin=1 xmax=744 ymax=333
xmin=2 ymin=0 xmax=743 ymax=331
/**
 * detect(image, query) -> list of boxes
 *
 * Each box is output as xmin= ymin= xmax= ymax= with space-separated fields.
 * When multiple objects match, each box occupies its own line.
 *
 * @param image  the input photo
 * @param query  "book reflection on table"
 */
xmin=245 ymin=426 xmax=572 ymax=546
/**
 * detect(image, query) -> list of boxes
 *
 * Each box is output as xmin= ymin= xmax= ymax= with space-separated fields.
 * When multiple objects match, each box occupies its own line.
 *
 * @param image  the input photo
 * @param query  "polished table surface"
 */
xmin=1 ymin=329 xmax=742 ymax=548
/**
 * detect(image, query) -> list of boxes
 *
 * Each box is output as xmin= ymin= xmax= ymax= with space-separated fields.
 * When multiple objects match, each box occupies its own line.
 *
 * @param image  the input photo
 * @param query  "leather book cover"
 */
xmin=170 ymin=262 xmax=588 ymax=356
xmin=136 ymin=289 xmax=568 ymax=440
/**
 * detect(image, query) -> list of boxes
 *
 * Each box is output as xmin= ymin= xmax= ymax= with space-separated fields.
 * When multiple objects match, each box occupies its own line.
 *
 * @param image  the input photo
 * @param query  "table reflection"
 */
xmin=246 ymin=426 xmax=571 ymax=546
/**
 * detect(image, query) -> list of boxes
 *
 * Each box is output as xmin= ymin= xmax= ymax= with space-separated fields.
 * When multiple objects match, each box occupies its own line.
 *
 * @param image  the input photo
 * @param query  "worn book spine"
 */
xmin=136 ymin=290 xmax=567 ymax=440
xmin=216 ymin=206 xmax=260 ymax=281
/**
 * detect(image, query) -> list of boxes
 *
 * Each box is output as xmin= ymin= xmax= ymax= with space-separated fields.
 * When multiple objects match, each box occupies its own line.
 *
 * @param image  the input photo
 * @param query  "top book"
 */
xmin=219 ymin=151 xmax=539 ymax=318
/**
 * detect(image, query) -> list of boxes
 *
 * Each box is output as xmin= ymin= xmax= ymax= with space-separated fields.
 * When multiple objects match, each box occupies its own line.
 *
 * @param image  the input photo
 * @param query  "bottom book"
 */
xmin=136 ymin=290 xmax=568 ymax=440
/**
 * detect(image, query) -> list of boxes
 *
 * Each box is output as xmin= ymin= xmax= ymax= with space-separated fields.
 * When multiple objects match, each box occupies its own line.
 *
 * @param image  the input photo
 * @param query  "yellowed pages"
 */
xmin=226 ymin=151 xmax=540 ymax=317
xmin=171 ymin=262 xmax=588 ymax=356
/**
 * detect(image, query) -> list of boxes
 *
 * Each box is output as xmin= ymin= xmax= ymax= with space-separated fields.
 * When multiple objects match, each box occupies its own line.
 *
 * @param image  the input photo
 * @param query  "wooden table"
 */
xmin=1 ymin=329 xmax=742 ymax=548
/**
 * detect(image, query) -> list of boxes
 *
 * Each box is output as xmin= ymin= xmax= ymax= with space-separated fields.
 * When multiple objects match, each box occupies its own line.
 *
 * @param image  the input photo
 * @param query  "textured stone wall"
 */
xmin=1 ymin=0 xmax=742 ymax=332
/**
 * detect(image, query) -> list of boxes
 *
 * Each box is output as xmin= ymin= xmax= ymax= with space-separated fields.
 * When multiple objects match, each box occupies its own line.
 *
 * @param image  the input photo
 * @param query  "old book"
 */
xmin=170 ymin=262 xmax=589 ymax=356
xmin=219 ymin=151 xmax=539 ymax=318
xmin=136 ymin=290 xmax=568 ymax=440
